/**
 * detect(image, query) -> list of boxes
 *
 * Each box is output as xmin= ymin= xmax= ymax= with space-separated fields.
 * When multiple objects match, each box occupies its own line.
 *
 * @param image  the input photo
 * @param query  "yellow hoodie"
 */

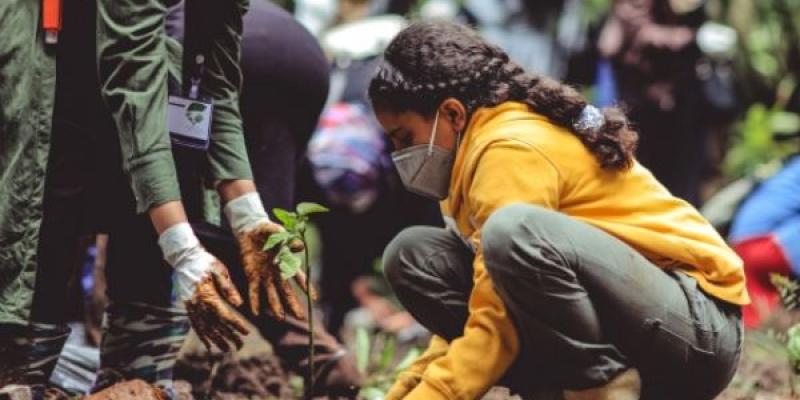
xmin=402 ymin=102 xmax=748 ymax=400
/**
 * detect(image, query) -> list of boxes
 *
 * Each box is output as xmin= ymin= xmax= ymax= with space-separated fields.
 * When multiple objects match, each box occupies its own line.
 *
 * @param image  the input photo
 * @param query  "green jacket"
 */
xmin=0 ymin=0 xmax=57 ymax=325
xmin=0 ymin=0 xmax=252 ymax=325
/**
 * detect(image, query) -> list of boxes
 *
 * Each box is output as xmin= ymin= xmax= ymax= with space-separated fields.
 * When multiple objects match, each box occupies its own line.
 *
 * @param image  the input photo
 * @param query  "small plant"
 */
xmin=355 ymin=327 xmax=422 ymax=400
xmin=771 ymin=273 xmax=800 ymax=395
xmin=263 ymin=202 xmax=329 ymax=400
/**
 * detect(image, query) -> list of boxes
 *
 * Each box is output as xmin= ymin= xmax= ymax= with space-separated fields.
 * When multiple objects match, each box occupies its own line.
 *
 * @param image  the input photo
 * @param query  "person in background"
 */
xmin=295 ymin=4 xmax=441 ymax=336
xmin=462 ymin=0 xmax=587 ymax=80
xmin=598 ymin=0 xmax=715 ymax=205
xmin=370 ymin=21 xmax=746 ymax=400
xmin=728 ymin=155 xmax=800 ymax=328
xmin=303 ymin=102 xmax=441 ymax=336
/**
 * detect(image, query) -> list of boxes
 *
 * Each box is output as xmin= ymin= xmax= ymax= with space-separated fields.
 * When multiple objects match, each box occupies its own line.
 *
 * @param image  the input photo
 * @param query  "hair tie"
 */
xmin=573 ymin=105 xmax=605 ymax=135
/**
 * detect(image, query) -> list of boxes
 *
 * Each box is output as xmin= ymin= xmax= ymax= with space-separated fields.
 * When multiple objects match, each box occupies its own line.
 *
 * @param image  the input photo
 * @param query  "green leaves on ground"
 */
xmin=356 ymin=328 xmax=371 ymax=374
xmin=772 ymin=273 xmax=800 ymax=311
xmin=771 ymin=274 xmax=800 ymax=377
xmin=354 ymin=327 xmax=423 ymax=399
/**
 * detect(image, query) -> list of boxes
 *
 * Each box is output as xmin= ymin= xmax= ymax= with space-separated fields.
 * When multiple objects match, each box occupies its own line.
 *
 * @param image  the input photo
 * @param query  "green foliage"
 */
xmin=296 ymin=202 xmax=330 ymax=216
xmin=581 ymin=0 xmax=610 ymax=25
xmin=709 ymin=0 xmax=800 ymax=100
xmin=772 ymin=273 xmax=800 ymax=311
xmin=273 ymin=208 xmax=298 ymax=231
xmin=788 ymin=324 xmax=800 ymax=374
xmin=263 ymin=230 xmax=293 ymax=251
xmin=771 ymin=274 xmax=800 ymax=382
xmin=354 ymin=327 xmax=423 ymax=399
xmin=356 ymin=328 xmax=371 ymax=374
xmin=723 ymin=103 xmax=800 ymax=178
xmin=267 ymin=203 xmax=330 ymax=280
xmin=276 ymin=246 xmax=302 ymax=279
xmin=706 ymin=0 xmax=800 ymax=179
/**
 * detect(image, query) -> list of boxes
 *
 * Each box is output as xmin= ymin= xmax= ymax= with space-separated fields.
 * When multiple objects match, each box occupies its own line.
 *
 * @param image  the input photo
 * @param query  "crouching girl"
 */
xmin=369 ymin=21 xmax=747 ymax=400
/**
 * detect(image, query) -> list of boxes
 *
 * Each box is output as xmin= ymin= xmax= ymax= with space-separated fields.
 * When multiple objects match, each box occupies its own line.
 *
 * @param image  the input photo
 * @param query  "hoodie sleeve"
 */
xmin=405 ymin=139 xmax=560 ymax=400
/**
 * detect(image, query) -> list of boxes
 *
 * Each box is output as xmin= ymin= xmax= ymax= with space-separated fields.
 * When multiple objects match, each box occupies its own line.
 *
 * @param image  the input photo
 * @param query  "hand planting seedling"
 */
xmin=262 ymin=202 xmax=329 ymax=399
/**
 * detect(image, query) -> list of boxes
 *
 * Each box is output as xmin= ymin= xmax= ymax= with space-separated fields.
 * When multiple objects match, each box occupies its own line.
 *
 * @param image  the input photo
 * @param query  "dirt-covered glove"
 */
xmin=158 ymin=223 xmax=249 ymax=351
xmin=224 ymin=192 xmax=313 ymax=320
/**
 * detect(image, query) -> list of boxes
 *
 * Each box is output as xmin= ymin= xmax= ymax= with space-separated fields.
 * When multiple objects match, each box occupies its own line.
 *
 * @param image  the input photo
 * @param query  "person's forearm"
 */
xmin=218 ymin=179 xmax=258 ymax=203
xmin=149 ymin=201 xmax=189 ymax=235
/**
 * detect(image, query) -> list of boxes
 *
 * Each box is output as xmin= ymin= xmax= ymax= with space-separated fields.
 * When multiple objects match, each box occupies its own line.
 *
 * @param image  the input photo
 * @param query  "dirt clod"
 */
xmin=175 ymin=351 xmax=295 ymax=400
xmin=85 ymin=380 xmax=166 ymax=400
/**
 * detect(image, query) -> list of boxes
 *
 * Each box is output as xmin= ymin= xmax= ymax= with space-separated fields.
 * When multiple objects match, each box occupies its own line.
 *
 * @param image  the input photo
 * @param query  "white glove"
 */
xmin=158 ymin=222 xmax=214 ymax=302
xmin=223 ymin=192 xmax=271 ymax=234
xmin=158 ymin=223 xmax=249 ymax=351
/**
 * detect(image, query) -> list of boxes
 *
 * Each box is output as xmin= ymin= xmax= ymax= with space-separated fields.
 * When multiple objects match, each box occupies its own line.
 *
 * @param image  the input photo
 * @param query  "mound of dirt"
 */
xmin=175 ymin=351 xmax=295 ymax=400
xmin=86 ymin=380 xmax=166 ymax=400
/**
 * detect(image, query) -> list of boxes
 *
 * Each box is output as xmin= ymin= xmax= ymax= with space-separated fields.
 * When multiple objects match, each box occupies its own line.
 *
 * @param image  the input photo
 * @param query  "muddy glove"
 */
xmin=158 ymin=223 xmax=249 ymax=351
xmin=225 ymin=192 xmax=312 ymax=320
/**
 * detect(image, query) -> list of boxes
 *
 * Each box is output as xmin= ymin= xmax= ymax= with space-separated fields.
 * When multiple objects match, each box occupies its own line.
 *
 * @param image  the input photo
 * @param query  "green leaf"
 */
xmin=295 ymin=220 xmax=307 ymax=234
xmin=262 ymin=231 xmax=292 ymax=251
xmin=288 ymin=375 xmax=304 ymax=396
xmin=277 ymin=246 xmax=302 ymax=279
xmin=788 ymin=324 xmax=800 ymax=373
xmin=355 ymin=327 xmax=370 ymax=374
xmin=379 ymin=335 xmax=396 ymax=372
xmin=394 ymin=347 xmax=422 ymax=373
xmin=358 ymin=387 xmax=385 ymax=400
xmin=273 ymin=208 xmax=297 ymax=231
xmin=772 ymin=273 xmax=800 ymax=310
xmin=770 ymin=111 xmax=800 ymax=135
xmin=296 ymin=202 xmax=330 ymax=216
xmin=372 ymin=258 xmax=384 ymax=274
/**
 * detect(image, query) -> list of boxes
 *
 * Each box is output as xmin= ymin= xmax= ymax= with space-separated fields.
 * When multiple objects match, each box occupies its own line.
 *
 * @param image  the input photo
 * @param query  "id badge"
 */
xmin=167 ymin=95 xmax=213 ymax=150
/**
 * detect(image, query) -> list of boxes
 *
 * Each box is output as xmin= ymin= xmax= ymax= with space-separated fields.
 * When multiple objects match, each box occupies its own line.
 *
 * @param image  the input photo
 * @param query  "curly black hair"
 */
xmin=368 ymin=21 xmax=638 ymax=170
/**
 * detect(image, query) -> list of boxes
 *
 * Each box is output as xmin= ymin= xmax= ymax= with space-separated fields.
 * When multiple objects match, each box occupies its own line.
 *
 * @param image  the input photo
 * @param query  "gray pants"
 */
xmin=384 ymin=204 xmax=742 ymax=400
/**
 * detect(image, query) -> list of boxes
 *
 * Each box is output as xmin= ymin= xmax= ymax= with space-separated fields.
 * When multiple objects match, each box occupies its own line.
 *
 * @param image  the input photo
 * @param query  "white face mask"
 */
xmin=390 ymin=110 xmax=458 ymax=200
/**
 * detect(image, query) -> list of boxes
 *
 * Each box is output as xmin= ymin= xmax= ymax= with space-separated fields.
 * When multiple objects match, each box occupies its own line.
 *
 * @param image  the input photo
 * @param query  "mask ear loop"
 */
xmin=428 ymin=110 xmax=440 ymax=157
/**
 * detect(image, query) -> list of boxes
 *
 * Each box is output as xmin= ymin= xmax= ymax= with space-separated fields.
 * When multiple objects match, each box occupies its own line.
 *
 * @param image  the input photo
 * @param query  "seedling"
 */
xmin=264 ymin=202 xmax=329 ymax=400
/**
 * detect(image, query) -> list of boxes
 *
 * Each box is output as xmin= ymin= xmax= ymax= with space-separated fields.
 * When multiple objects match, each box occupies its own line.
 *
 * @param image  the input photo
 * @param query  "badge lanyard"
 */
xmin=167 ymin=54 xmax=214 ymax=150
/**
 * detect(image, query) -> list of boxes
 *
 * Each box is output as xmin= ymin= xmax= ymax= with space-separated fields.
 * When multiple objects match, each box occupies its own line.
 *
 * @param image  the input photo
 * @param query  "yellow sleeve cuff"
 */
xmin=405 ymin=381 xmax=450 ymax=400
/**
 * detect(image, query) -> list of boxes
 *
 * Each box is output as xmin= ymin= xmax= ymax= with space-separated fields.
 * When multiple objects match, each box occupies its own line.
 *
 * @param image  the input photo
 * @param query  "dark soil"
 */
xmin=175 ymin=351 xmax=296 ymax=400
xmin=171 ymin=314 xmax=799 ymax=400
